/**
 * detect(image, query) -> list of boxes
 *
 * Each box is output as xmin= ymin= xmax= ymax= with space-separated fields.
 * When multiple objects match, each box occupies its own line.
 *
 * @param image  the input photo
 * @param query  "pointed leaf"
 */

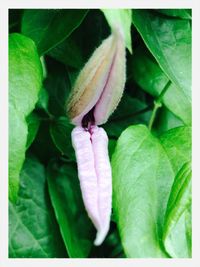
xmin=22 ymin=9 xmax=88 ymax=55
xmin=163 ymin=162 xmax=192 ymax=257
xmin=112 ymin=125 xmax=174 ymax=257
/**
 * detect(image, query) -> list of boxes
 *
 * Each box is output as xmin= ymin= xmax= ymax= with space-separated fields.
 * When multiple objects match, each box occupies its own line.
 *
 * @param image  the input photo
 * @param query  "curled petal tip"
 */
xmin=94 ymin=225 xmax=110 ymax=246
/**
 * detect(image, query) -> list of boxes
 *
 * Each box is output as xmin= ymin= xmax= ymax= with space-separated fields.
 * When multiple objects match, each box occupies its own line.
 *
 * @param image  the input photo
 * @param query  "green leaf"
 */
xmin=9 ymin=33 xmax=43 ymax=202
xmin=48 ymin=34 xmax=84 ymax=69
xmin=26 ymin=112 xmax=41 ymax=149
xmin=132 ymin=10 xmax=191 ymax=101
xmin=159 ymin=126 xmax=191 ymax=173
xmin=9 ymin=34 xmax=42 ymax=116
xmin=9 ymin=156 xmax=66 ymax=258
xmin=22 ymin=9 xmax=88 ymax=55
xmin=49 ymin=117 xmax=75 ymax=160
xmin=47 ymin=160 xmax=95 ymax=258
xmin=112 ymin=125 xmax=174 ymax=257
xmin=101 ymin=9 xmax=132 ymax=53
xmin=163 ymin=162 xmax=192 ymax=257
xmin=156 ymin=9 xmax=192 ymax=20
xmin=131 ymin=47 xmax=191 ymax=124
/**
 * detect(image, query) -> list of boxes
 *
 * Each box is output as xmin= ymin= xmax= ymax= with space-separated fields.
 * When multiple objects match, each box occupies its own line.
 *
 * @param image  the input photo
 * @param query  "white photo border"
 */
xmin=1 ymin=1 xmax=200 ymax=267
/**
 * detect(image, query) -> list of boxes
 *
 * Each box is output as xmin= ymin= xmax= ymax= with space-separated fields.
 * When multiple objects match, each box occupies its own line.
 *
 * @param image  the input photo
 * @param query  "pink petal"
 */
xmin=71 ymin=126 xmax=101 ymax=231
xmin=91 ymin=126 xmax=112 ymax=246
xmin=94 ymin=32 xmax=126 ymax=125
xmin=71 ymin=126 xmax=112 ymax=246
xmin=70 ymin=35 xmax=117 ymax=126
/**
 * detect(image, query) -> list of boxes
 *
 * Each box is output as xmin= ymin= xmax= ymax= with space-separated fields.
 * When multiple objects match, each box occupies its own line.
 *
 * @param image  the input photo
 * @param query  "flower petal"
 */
xmin=94 ymin=31 xmax=126 ymax=124
xmin=71 ymin=126 xmax=112 ymax=245
xmin=91 ymin=126 xmax=112 ymax=245
xmin=67 ymin=34 xmax=117 ymax=125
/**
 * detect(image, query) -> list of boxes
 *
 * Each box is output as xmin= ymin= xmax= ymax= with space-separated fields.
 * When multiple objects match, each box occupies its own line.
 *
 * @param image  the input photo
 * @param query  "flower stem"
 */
xmin=148 ymin=80 xmax=171 ymax=131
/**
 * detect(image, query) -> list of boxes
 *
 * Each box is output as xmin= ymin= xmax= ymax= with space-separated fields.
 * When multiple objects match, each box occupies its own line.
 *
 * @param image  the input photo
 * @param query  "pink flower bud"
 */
xmin=67 ymin=29 xmax=126 ymax=126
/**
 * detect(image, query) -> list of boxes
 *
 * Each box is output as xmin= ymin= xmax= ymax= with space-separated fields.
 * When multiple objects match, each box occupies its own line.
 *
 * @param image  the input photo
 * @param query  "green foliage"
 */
xmin=47 ymin=160 xmax=95 ymax=257
xmin=163 ymin=162 xmax=192 ymax=258
xmin=159 ymin=126 xmax=191 ymax=173
xmin=111 ymin=125 xmax=191 ymax=258
xmin=132 ymin=10 xmax=191 ymax=101
xmin=9 ymin=156 xmax=66 ymax=257
xmin=22 ymin=9 xmax=88 ymax=55
xmin=48 ymin=10 xmax=110 ymax=70
xmin=9 ymin=33 xmax=43 ymax=202
xmin=112 ymin=125 xmax=173 ymax=257
xmin=9 ymin=8 xmax=192 ymax=258
xmin=131 ymin=47 xmax=191 ymax=124
xmin=156 ymin=9 xmax=192 ymax=20
xmin=49 ymin=117 xmax=75 ymax=160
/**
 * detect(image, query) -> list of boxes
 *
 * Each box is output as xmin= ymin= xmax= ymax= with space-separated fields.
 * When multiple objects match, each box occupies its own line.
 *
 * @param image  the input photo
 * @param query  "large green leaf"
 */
xmin=47 ymin=160 xmax=95 ymax=258
xmin=9 ymin=156 xmax=66 ymax=258
xmin=101 ymin=9 xmax=132 ymax=53
xmin=132 ymin=10 xmax=191 ymax=101
xmin=9 ymin=33 xmax=42 ymax=202
xmin=22 ymin=9 xmax=88 ymax=55
xmin=9 ymin=34 xmax=42 ymax=115
xmin=159 ymin=126 xmax=191 ymax=173
xmin=112 ymin=125 xmax=174 ymax=257
xmin=163 ymin=162 xmax=192 ymax=258
xmin=131 ymin=47 xmax=191 ymax=125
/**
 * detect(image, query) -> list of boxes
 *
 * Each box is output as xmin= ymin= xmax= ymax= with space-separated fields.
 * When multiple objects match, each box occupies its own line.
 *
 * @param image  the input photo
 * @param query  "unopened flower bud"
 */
xmin=67 ymin=29 xmax=126 ymax=126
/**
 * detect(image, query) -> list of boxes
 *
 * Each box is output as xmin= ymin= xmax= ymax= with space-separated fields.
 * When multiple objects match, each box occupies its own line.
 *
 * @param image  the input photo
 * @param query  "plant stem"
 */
xmin=148 ymin=80 xmax=171 ymax=131
xmin=148 ymin=101 xmax=162 ymax=131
